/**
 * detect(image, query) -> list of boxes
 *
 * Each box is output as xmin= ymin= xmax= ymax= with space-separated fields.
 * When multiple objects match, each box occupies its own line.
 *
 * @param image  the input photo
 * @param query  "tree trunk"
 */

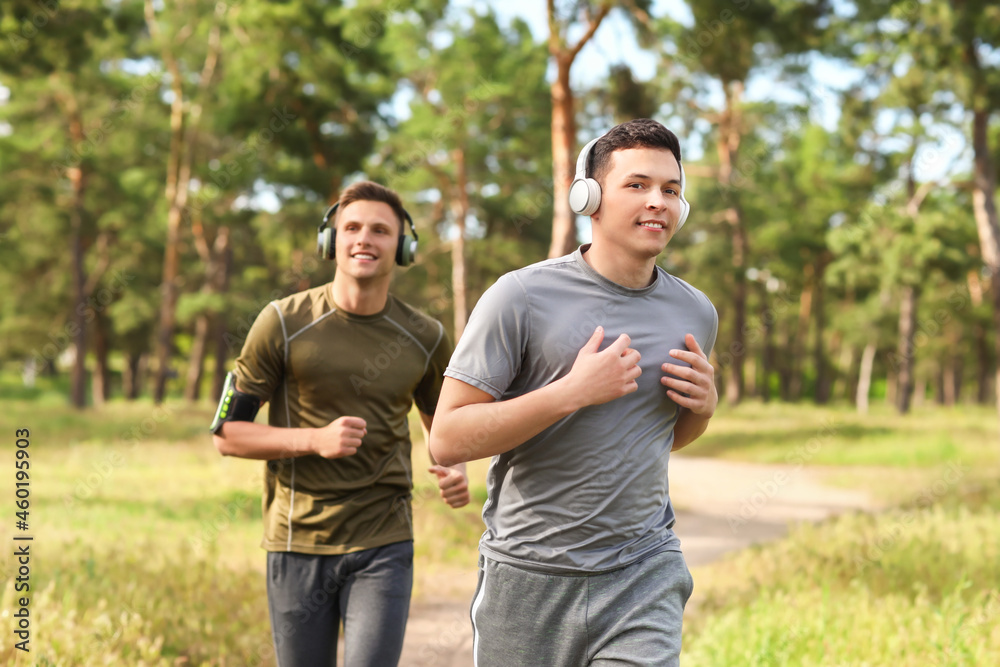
xmin=152 ymin=73 xmax=190 ymax=404
xmin=716 ymin=80 xmax=747 ymax=406
xmin=813 ymin=256 xmax=830 ymax=404
xmin=211 ymin=317 xmax=228 ymax=400
xmin=146 ymin=0 xmax=220 ymax=404
xmin=56 ymin=85 xmax=109 ymax=409
xmin=92 ymin=310 xmax=111 ymax=406
xmin=138 ymin=353 xmax=149 ymax=397
xmin=185 ymin=314 xmax=210 ymax=402
xmin=965 ymin=31 xmax=1000 ymax=423
xmin=944 ymin=355 xmax=960 ymax=406
xmin=777 ymin=325 xmax=793 ymax=401
xmin=760 ymin=287 xmax=774 ymax=403
xmin=123 ymin=352 xmax=141 ymax=400
xmin=976 ymin=322 xmax=990 ymax=404
xmin=69 ymin=184 xmax=88 ymax=408
xmin=969 ymin=269 xmax=990 ymax=405
xmin=546 ymin=1 xmax=610 ymax=259
xmin=66 ymin=100 xmax=88 ymax=409
xmin=153 ymin=197 xmax=183 ymax=403
xmin=789 ymin=270 xmax=814 ymax=401
xmin=933 ymin=364 xmax=945 ymax=406
xmin=548 ymin=55 xmax=577 ymax=258
xmin=856 ymin=340 xmax=876 ymax=414
xmin=190 ymin=211 xmax=233 ymax=402
xmin=451 ymin=147 xmax=470 ymax=340
xmin=726 ymin=207 xmax=748 ymax=406
xmin=895 ymin=285 xmax=919 ymax=414
xmin=211 ymin=233 xmax=233 ymax=401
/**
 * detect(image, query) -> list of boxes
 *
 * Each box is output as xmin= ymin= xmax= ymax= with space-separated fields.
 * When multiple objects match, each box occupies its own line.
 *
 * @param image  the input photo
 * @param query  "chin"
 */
xmin=636 ymin=241 xmax=668 ymax=257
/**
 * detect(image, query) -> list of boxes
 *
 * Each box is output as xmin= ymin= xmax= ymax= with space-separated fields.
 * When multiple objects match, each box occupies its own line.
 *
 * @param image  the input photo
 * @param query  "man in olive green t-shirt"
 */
xmin=212 ymin=181 xmax=469 ymax=667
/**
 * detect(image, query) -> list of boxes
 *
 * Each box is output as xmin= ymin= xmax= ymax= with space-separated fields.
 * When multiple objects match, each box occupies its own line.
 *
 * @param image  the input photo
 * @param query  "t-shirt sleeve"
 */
xmin=703 ymin=302 xmax=719 ymax=359
xmin=413 ymin=320 xmax=452 ymax=416
xmin=233 ymin=302 xmax=285 ymax=402
xmin=444 ymin=273 xmax=529 ymax=400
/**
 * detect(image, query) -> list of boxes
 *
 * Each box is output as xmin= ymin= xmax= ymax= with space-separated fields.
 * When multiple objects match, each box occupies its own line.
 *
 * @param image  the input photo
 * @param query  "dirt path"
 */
xmin=396 ymin=455 xmax=878 ymax=666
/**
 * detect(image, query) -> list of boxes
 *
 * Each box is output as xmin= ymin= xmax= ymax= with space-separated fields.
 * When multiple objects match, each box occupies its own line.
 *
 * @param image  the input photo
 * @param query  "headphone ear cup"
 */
xmin=569 ymin=178 xmax=602 ymax=216
xmin=318 ymin=227 xmax=335 ymax=260
xmin=676 ymin=162 xmax=690 ymax=230
xmin=677 ymin=199 xmax=690 ymax=229
xmin=396 ymin=234 xmax=417 ymax=266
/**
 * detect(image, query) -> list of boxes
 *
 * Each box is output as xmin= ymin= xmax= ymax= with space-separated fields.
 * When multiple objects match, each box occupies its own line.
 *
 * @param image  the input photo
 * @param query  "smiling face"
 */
xmin=591 ymin=147 xmax=683 ymax=262
xmin=333 ymin=199 xmax=401 ymax=284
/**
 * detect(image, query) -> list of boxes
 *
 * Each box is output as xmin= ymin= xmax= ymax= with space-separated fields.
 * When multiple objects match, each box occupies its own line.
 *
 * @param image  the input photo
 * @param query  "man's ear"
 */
xmin=590 ymin=202 xmax=603 ymax=224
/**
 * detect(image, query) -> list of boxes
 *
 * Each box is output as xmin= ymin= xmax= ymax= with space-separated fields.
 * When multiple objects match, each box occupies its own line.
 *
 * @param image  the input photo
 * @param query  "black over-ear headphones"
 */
xmin=317 ymin=202 xmax=419 ymax=267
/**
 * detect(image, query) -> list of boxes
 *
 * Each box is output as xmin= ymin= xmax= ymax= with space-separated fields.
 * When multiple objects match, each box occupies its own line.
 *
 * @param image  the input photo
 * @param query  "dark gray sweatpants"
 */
xmin=470 ymin=549 xmax=693 ymax=666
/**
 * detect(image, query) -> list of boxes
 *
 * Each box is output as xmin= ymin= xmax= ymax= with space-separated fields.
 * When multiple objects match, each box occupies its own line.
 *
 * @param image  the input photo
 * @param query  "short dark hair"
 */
xmin=588 ymin=118 xmax=682 ymax=185
xmin=336 ymin=180 xmax=407 ymax=232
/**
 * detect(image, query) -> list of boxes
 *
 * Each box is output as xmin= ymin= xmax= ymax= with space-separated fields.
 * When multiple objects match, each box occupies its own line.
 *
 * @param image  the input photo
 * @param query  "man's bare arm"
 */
xmin=671 ymin=409 xmax=711 ymax=451
xmin=420 ymin=410 xmax=470 ymax=508
xmin=213 ymin=416 xmax=368 ymax=460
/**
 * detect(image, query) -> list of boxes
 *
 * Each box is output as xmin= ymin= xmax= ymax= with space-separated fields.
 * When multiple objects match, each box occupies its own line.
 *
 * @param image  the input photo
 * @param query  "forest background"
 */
xmin=1 ymin=1 xmax=1000 ymax=665
xmin=3 ymin=0 xmax=1000 ymax=415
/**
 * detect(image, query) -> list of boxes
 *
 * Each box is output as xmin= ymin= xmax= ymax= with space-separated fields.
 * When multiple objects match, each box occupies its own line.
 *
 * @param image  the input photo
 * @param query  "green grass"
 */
xmin=0 ymin=396 xmax=995 ymax=664
xmin=0 ymin=398 xmax=489 ymax=665
xmin=684 ymin=478 xmax=1000 ymax=666
xmin=687 ymin=401 xmax=998 ymax=468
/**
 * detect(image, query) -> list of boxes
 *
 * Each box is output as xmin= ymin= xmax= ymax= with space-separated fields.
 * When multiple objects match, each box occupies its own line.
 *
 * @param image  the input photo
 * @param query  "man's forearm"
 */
xmin=421 ymin=412 xmax=468 ymax=476
xmin=430 ymin=379 xmax=580 ymax=466
xmin=213 ymin=421 xmax=314 ymax=460
xmin=671 ymin=408 xmax=711 ymax=451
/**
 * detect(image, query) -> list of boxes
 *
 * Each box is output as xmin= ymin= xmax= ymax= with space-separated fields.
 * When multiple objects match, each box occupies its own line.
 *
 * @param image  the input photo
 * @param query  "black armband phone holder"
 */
xmin=210 ymin=372 xmax=262 ymax=434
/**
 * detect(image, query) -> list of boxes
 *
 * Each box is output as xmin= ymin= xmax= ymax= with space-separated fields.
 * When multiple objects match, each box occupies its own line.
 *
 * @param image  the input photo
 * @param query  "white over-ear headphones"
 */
xmin=568 ymin=134 xmax=691 ymax=229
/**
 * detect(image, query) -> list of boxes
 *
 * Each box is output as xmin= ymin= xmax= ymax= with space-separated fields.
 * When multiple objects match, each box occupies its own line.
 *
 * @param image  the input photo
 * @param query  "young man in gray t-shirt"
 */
xmin=430 ymin=119 xmax=719 ymax=666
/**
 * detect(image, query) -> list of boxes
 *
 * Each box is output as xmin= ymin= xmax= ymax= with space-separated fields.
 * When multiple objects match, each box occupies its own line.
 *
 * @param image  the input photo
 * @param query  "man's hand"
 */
xmin=310 ymin=416 xmax=367 ymax=458
xmin=429 ymin=465 xmax=470 ymax=508
xmin=661 ymin=333 xmax=717 ymax=417
xmin=561 ymin=326 xmax=642 ymax=409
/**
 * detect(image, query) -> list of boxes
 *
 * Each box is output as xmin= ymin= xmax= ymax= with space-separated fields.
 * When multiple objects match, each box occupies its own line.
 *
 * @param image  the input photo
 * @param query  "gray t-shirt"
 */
xmin=445 ymin=247 xmax=718 ymax=574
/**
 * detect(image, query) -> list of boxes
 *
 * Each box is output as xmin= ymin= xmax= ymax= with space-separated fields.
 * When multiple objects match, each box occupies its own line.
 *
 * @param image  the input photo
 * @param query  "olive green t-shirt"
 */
xmin=233 ymin=283 xmax=451 ymax=555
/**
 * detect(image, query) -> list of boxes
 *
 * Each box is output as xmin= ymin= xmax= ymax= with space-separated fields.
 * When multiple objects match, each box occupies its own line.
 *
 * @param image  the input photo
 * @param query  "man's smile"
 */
xmin=638 ymin=220 xmax=666 ymax=230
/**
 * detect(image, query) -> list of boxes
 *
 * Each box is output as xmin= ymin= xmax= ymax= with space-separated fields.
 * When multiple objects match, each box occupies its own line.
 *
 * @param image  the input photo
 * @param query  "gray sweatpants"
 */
xmin=470 ymin=549 xmax=693 ymax=666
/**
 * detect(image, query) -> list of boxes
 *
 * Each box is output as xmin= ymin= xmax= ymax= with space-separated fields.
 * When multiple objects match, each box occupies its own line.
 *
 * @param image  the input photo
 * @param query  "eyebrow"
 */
xmin=623 ymin=173 xmax=681 ymax=184
xmin=342 ymin=218 xmax=394 ymax=226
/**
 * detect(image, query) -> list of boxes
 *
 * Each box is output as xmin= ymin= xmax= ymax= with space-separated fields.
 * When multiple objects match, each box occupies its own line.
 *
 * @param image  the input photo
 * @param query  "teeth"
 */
xmin=640 ymin=222 xmax=664 ymax=229
xmin=354 ymin=253 xmax=376 ymax=259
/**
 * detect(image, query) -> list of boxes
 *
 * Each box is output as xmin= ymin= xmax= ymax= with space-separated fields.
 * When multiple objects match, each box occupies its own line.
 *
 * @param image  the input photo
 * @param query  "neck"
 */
xmin=582 ymin=243 xmax=657 ymax=289
xmin=331 ymin=272 xmax=391 ymax=315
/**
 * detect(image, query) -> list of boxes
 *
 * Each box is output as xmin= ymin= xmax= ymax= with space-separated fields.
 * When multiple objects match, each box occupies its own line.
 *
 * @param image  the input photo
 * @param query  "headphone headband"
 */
xmin=575 ymin=136 xmax=601 ymax=181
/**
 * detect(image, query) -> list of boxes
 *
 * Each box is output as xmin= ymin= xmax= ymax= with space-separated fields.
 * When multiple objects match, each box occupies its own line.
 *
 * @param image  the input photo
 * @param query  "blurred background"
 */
xmin=0 ymin=0 xmax=998 ymax=665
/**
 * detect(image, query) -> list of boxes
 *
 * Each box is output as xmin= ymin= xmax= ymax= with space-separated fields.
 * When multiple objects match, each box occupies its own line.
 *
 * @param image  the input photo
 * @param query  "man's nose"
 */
xmin=646 ymin=190 xmax=667 ymax=210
